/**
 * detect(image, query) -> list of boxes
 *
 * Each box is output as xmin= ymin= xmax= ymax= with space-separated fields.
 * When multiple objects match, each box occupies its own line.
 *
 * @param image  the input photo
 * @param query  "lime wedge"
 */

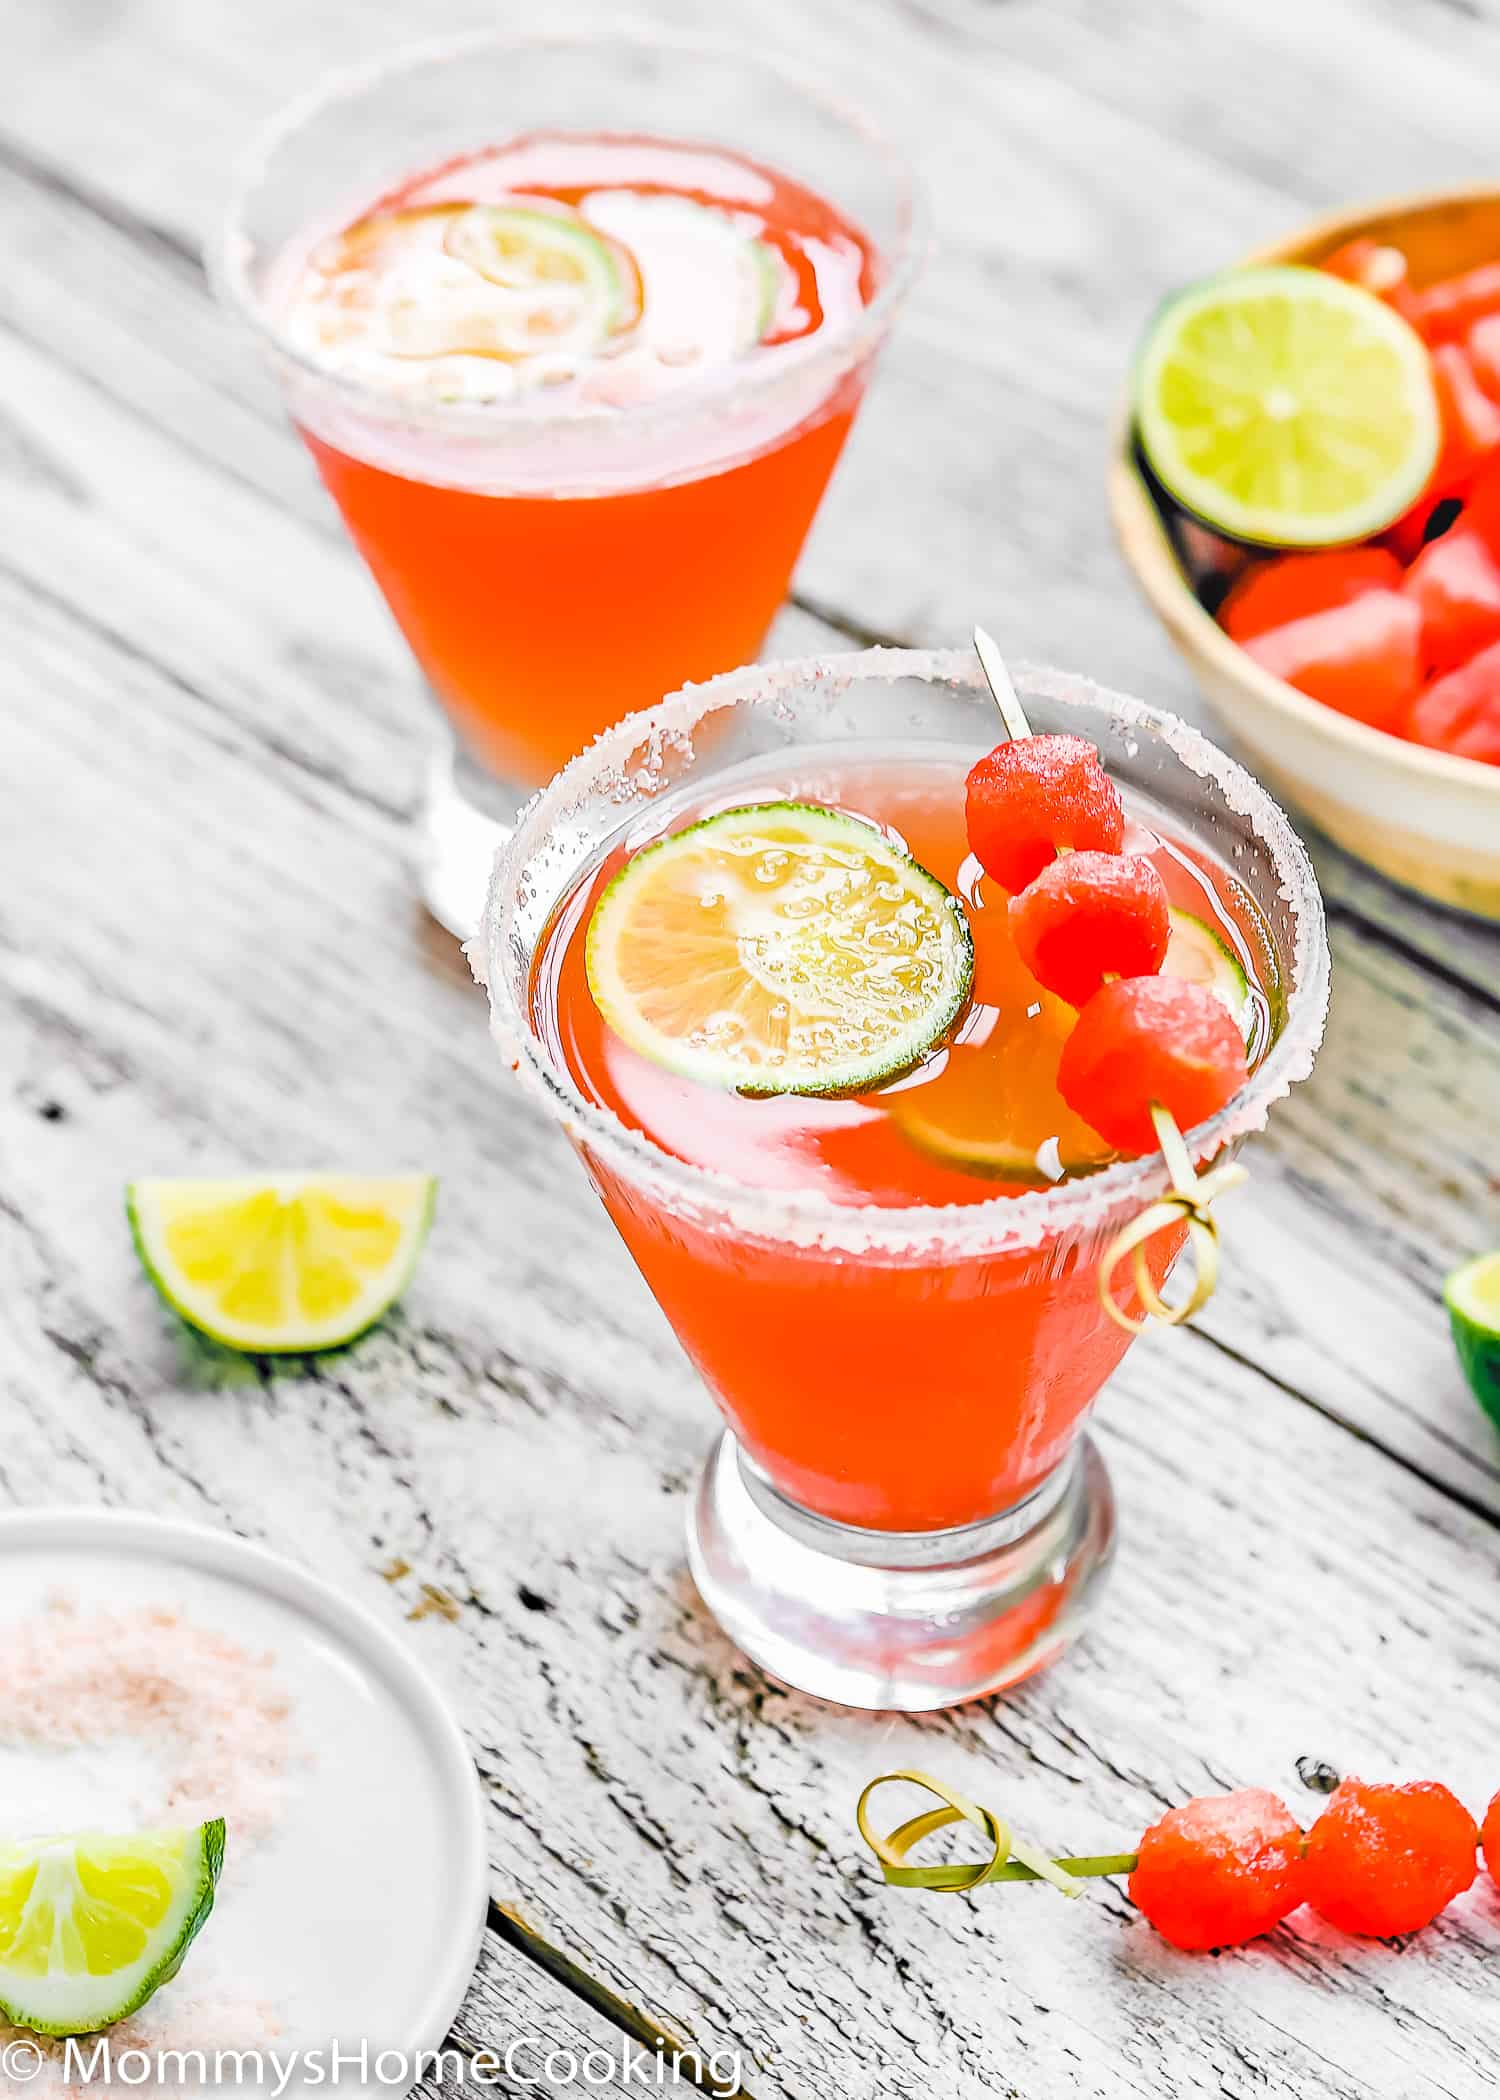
xmin=1445 ymin=1250 xmax=1500 ymax=1427
xmin=1135 ymin=265 xmax=1440 ymax=546
xmin=585 ymin=802 xmax=973 ymax=1096
xmin=893 ymin=909 xmax=1251 ymax=1183
xmin=127 ymin=1173 xmax=437 ymax=1354
xmin=0 ymin=1822 xmax=224 ymax=2036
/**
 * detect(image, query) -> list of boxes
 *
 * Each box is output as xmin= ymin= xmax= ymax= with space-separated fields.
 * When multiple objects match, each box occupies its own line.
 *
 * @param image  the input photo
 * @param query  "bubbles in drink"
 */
xmin=277 ymin=133 xmax=878 ymax=407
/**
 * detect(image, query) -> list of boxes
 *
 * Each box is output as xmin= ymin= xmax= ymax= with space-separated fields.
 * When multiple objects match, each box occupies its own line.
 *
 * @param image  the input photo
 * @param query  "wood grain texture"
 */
xmin=3 ymin=1 xmax=1500 ymax=2095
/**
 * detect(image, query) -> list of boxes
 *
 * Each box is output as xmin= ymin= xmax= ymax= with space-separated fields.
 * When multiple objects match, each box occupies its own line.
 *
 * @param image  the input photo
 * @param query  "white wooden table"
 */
xmin=5 ymin=2 xmax=1500 ymax=2093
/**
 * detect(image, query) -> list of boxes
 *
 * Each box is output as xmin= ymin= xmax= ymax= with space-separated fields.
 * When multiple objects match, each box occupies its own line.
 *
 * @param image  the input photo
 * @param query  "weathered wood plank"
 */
xmin=419 ymin=1931 xmax=650 ymax=2100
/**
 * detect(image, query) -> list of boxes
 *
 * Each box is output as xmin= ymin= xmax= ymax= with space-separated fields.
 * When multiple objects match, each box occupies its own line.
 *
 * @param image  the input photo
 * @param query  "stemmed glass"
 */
xmin=216 ymin=32 xmax=923 ymax=936
xmin=477 ymin=648 xmax=1330 ymax=1710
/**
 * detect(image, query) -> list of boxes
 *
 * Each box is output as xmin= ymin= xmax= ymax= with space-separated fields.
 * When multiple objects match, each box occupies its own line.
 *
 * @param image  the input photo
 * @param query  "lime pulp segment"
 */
xmin=585 ymin=802 xmax=975 ymax=1096
xmin=1445 ymin=1250 xmax=1500 ymax=1427
xmin=0 ymin=1822 xmax=224 ymax=2037
xmin=127 ymin=1173 xmax=437 ymax=1354
xmin=1135 ymin=265 xmax=1441 ymax=546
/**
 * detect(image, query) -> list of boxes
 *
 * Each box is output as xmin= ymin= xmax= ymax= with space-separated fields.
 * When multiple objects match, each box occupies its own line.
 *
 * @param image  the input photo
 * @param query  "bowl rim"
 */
xmin=1112 ymin=181 xmax=1500 ymax=801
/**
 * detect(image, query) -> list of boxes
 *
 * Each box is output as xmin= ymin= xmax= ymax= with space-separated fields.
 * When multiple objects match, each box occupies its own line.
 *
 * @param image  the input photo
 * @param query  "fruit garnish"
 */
xmin=1482 ymin=1790 xmax=1500 ymax=1884
xmin=1407 ymin=643 xmax=1500 ymax=763
xmin=1429 ymin=342 xmax=1500 ymax=497
xmin=1403 ymin=524 xmax=1500 ymax=675
xmin=584 ymin=802 xmax=973 ymax=1098
xmin=1221 ymin=547 xmax=1403 ymax=642
xmin=1413 ymin=259 xmax=1500 ymax=347
xmin=428 ymin=203 xmax=639 ymax=359
xmin=1468 ymin=313 xmax=1500 ymax=404
xmin=1162 ymin=910 xmax=1253 ymax=1033
xmin=1444 ymin=1249 xmax=1500 ymax=1421
xmin=1056 ymin=976 xmax=1249 ymax=1158
xmin=0 ymin=1822 xmax=224 ymax=2036
xmin=1383 ymin=489 xmax=1460 ymax=564
xmin=892 ymin=908 xmax=1247 ymax=1184
xmin=127 ymin=1173 xmax=437 ymax=1354
xmin=1135 ymin=265 xmax=1440 ymax=546
xmin=1318 ymin=237 xmax=1420 ymax=325
xmin=1303 ymin=1779 xmax=1477 ymax=1938
xmin=1128 ymin=1790 xmax=1307 ymax=1952
xmin=1007 ymin=850 xmax=1170 ymax=1009
xmin=860 ymin=1767 xmax=1485 ymax=1953
xmin=1239 ymin=589 xmax=1422 ymax=730
xmin=963 ymin=735 xmax=1124 ymax=894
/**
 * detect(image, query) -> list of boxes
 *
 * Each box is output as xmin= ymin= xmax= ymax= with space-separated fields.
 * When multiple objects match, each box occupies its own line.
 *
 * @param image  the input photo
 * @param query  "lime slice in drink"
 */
xmin=127 ymin=1173 xmax=437 ymax=1354
xmin=893 ymin=909 xmax=1251 ymax=1183
xmin=0 ymin=1822 xmax=224 ymax=2036
xmin=1135 ymin=265 xmax=1440 ymax=546
xmin=1445 ymin=1250 xmax=1500 ymax=1427
xmin=1161 ymin=910 xmax=1251 ymax=1032
xmin=429 ymin=204 xmax=639 ymax=357
xmin=585 ymin=802 xmax=974 ymax=1096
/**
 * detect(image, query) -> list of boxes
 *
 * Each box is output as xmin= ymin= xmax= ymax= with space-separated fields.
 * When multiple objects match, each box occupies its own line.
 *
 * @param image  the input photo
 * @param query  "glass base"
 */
xmin=687 ymin=1434 xmax=1116 ymax=1711
xmin=418 ymin=738 xmax=519 ymax=943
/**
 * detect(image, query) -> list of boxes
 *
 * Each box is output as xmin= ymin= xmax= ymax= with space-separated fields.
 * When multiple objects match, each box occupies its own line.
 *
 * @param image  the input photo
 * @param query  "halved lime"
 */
xmin=0 ymin=1822 xmax=224 ymax=2036
xmin=1445 ymin=1250 xmax=1500 ymax=1427
xmin=1135 ymin=265 xmax=1440 ymax=546
xmin=585 ymin=803 xmax=973 ymax=1096
xmin=894 ymin=909 xmax=1251 ymax=1182
xmin=127 ymin=1173 xmax=437 ymax=1354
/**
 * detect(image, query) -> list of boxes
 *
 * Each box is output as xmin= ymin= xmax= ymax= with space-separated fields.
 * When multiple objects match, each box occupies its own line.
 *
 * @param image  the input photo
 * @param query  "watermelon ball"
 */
xmin=1056 ymin=976 xmax=1249 ymax=1156
xmin=1304 ymin=1778 xmax=1478 ymax=1938
xmin=1481 ymin=1790 xmax=1500 ymax=1884
xmin=965 ymin=735 xmax=1125 ymax=895
xmin=1129 ymin=1789 xmax=1307 ymax=1952
xmin=1009 ymin=851 xmax=1170 ymax=1009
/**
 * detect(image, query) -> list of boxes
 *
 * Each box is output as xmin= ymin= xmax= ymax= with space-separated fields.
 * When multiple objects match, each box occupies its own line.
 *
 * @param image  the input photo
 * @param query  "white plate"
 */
xmin=0 ymin=1508 xmax=487 ymax=2096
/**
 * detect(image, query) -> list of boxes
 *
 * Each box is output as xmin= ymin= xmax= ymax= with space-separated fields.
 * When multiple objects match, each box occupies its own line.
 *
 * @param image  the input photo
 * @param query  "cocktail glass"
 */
xmin=217 ymin=32 xmax=923 ymax=937
xmin=477 ymin=650 xmax=1330 ymax=1710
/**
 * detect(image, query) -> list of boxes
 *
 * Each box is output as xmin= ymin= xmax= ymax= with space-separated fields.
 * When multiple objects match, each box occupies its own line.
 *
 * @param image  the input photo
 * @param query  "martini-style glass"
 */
xmin=217 ymin=32 xmax=923 ymax=938
xmin=477 ymin=649 xmax=1330 ymax=1710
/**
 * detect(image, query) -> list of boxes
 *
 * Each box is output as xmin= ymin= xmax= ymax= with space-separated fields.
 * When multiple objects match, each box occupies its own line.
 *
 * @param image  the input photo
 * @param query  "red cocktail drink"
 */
xmin=480 ymin=651 xmax=1330 ymax=1708
xmin=219 ymin=37 xmax=920 ymax=933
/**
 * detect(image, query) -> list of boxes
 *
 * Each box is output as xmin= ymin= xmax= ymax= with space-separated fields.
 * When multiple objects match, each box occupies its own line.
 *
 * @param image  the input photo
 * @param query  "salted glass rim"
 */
xmin=478 ymin=647 xmax=1331 ymax=1255
xmin=214 ymin=26 xmax=927 ymax=443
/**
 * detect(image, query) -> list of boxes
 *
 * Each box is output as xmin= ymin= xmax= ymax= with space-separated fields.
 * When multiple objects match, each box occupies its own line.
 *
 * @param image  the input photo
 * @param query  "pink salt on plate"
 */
xmin=0 ymin=1597 xmax=303 ymax=2083
xmin=0 ymin=1594 xmax=298 ymax=1846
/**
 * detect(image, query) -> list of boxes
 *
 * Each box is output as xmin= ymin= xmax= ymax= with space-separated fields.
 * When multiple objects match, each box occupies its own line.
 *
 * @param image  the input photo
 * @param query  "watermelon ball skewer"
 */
xmin=967 ymin=628 xmax=1249 ymax=1330
xmin=860 ymin=1767 xmax=1487 ymax=1953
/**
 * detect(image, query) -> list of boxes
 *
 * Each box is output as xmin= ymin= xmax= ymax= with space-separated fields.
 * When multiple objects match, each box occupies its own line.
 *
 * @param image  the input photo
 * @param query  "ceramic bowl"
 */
xmin=1111 ymin=187 xmax=1500 ymax=919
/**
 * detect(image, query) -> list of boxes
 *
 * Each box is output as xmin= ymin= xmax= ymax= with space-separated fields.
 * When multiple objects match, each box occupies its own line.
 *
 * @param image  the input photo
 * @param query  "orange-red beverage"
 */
xmin=532 ymin=754 xmax=1279 ymax=1535
xmin=224 ymin=37 xmax=921 ymax=935
xmin=275 ymin=133 xmax=884 ymax=785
